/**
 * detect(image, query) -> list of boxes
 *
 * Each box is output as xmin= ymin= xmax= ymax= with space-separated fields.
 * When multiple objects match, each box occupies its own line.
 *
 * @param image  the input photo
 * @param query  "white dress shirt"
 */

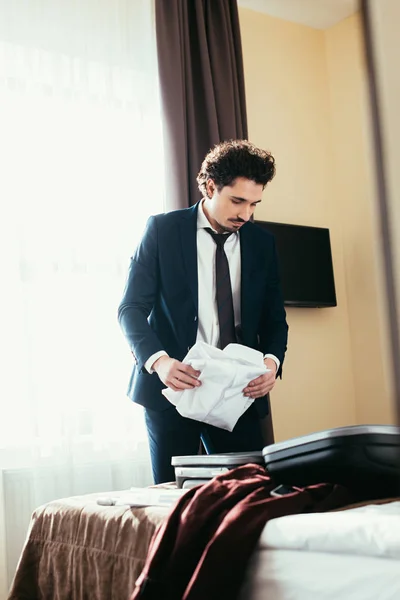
xmin=196 ymin=199 xmax=242 ymax=346
xmin=145 ymin=200 xmax=280 ymax=373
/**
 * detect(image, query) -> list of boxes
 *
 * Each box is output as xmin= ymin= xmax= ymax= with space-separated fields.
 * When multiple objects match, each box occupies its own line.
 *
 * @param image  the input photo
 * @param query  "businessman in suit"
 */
xmin=118 ymin=140 xmax=288 ymax=483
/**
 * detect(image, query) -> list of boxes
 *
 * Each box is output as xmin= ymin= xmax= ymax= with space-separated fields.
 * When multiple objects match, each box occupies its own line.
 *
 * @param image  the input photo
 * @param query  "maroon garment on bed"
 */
xmin=130 ymin=464 xmax=353 ymax=600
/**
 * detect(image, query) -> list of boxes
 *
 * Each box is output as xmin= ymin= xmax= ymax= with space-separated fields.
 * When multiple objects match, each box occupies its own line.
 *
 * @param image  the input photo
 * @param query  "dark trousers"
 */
xmin=144 ymin=404 xmax=264 ymax=484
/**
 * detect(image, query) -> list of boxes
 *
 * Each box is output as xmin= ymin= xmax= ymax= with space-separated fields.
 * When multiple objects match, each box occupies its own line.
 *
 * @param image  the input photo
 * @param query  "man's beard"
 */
xmin=221 ymin=220 xmax=245 ymax=233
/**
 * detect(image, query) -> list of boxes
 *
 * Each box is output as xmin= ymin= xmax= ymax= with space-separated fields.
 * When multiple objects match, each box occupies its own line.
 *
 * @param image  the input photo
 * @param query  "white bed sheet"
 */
xmin=259 ymin=500 xmax=400 ymax=558
xmin=240 ymin=501 xmax=400 ymax=600
xmin=240 ymin=548 xmax=400 ymax=600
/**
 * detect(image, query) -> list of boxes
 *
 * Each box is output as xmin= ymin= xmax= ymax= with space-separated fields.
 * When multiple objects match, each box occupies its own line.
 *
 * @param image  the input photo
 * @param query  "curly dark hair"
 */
xmin=197 ymin=139 xmax=276 ymax=197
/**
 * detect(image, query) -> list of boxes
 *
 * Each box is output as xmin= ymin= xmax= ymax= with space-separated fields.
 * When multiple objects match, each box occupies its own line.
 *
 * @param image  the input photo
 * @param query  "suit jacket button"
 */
xmin=194 ymin=316 xmax=197 ymax=321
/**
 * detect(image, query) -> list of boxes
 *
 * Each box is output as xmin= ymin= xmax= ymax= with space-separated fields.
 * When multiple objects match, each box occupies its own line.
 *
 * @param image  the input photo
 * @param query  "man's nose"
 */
xmin=237 ymin=206 xmax=252 ymax=221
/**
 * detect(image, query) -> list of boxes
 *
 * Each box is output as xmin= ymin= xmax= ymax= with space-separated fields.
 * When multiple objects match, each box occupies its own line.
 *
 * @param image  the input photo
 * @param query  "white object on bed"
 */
xmin=96 ymin=488 xmax=187 ymax=508
xmin=260 ymin=500 xmax=400 ymax=559
xmin=241 ymin=548 xmax=400 ymax=600
xmin=240 ymin=501 xmax=400 ymax=600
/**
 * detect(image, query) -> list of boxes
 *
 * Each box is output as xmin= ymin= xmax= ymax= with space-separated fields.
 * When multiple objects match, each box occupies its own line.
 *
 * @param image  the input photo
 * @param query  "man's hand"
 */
xmin=152 ymin=356 xmax=201 ymax=391
xmin=243 ymin=358 xmax=277 ymax=399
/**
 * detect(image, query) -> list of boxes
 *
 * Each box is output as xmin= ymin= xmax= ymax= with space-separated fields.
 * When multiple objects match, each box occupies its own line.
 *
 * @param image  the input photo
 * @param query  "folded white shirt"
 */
xmin=162 ymin=341 xmax=269 ymax=431
xmin=97 ymin=488 xmax=187 ymax=508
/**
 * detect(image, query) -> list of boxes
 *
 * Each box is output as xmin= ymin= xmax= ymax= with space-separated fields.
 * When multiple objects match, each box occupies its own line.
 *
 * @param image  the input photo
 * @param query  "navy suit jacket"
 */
xmin=118 ymin=203 xmax=288 ymax=416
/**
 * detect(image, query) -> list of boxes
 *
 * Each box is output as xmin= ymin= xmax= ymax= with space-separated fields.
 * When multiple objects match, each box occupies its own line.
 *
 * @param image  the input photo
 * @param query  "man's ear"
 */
xmin=206 ymin=179 xmax=215 ymax=199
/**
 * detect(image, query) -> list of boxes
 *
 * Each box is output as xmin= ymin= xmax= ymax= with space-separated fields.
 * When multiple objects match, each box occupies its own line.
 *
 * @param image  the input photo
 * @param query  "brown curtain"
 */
xmin=155 ymin=0 xmax=248 ymax=209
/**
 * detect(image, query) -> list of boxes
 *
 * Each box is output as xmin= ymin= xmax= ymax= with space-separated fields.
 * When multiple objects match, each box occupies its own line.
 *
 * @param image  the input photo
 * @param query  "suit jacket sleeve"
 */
xmin=118 ymin=216 xmax=165 ymax=372
xmin=259 ymin=237 xmax=288 ymax=377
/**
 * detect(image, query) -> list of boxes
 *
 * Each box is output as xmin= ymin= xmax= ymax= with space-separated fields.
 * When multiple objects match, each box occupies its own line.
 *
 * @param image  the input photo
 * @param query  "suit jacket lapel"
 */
xmin=240 ymin=223 xmax=260 ymax=328
xmin=179 ymin=203 xmax=199 ymax=313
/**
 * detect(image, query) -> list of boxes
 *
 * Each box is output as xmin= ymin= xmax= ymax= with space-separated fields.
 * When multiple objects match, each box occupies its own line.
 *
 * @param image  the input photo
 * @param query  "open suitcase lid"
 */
xmin=171 ymin=450 xmax=263 ymax=468
xmin=262 ymin=424 xmax=400 ymax=460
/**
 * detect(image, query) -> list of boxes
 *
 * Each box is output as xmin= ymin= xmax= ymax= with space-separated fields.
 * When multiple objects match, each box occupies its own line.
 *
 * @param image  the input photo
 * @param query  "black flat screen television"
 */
xmin=254 ymin=220 xmax=337 ymax=308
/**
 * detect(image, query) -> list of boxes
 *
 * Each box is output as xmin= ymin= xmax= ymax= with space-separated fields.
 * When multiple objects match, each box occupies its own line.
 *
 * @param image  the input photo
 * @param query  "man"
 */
xmin=118 ymin=140 xmax=288 ymax=483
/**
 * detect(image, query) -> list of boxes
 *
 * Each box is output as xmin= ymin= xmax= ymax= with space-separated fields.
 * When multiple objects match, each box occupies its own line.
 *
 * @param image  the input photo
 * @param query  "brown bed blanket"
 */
xmin=8 ymin=485 xmax=398 ymax=600
xmin=7 ymin=491 xmax=170 ymax=600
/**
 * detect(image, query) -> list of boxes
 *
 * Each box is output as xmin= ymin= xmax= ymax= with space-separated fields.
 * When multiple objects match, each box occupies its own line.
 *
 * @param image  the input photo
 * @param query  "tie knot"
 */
xmin=205 ymin=227 xmax=232 ymax=248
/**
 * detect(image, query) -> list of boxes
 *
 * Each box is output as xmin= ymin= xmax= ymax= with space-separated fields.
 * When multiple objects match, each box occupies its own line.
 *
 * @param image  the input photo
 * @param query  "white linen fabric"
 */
xmin=239 ymin=501 xmax=400 ymax=600
xmin=240 ymin=549 xmax=400 ymax=600
xmin=162 ymin=341 xmax=269 ymax=431
xmin=259 ymin=500 xmax=400 ymax=559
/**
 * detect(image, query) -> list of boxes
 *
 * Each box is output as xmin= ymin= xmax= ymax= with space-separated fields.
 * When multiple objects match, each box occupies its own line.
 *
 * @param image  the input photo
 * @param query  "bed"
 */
xmin=7 ymin=490 xmax=170 ymax=600
xmin=240 ymin=499 xmax=400 ymax=599
xmin=7 ymin=491 xmax=400 ymax=600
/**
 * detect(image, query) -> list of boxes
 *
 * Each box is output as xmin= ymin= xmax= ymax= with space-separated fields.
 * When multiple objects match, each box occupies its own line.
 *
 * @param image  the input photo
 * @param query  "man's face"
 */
xmin=203 ymin=177 xmax=263 ymax=233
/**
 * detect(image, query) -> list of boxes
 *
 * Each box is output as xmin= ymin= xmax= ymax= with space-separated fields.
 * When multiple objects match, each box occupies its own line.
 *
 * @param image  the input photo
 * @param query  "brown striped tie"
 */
xmin=205 ymin=228 xmax=236 ymax=349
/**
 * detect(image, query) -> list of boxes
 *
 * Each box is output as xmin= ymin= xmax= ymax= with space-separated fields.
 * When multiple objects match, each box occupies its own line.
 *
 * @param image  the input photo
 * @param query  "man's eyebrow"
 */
xmin=230 ymin=196 xmax=262 ymax=204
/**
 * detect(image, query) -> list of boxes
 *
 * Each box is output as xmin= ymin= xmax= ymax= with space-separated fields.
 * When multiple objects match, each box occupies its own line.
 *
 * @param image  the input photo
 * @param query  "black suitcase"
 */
xmin=262 ymin=424 xmax=400 ymax=499
xmin=171 ymin=425 xmax=400 ymax=498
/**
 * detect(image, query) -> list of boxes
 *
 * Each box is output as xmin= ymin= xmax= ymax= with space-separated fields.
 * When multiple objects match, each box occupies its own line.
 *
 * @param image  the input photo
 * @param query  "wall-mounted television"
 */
xmin=254 ymin=220 xmax=337 ymax=308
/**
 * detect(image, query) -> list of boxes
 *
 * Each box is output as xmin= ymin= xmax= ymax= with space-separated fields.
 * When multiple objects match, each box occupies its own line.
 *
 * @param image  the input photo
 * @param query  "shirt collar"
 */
xmin=197 ymin=200 xmax=239 ymax=238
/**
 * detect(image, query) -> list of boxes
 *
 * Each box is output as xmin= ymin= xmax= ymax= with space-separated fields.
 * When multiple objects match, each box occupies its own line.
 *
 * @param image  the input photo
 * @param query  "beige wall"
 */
xmin=239 ymin=7 xmax=395 ymax=441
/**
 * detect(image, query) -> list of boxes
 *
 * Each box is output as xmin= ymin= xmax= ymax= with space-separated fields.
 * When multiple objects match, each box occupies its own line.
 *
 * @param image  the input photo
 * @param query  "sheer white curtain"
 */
xmin=0 ymin=0 xmax=164 ymax=591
